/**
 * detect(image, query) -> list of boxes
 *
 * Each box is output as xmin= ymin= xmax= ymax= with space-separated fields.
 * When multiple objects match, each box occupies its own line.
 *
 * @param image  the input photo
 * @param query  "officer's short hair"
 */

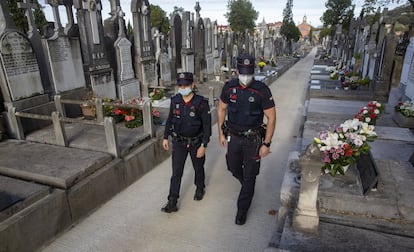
xmin=237 ymin=54 xmax=255 ymax=74
xmin=176 ymin=72 xmax=194 ymax=86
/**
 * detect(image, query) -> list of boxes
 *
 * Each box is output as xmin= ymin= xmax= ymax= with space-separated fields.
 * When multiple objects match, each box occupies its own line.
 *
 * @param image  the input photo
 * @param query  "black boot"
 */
xmin=161 ymin=198 xmax=178 ymax=213
xmin=194 ymin=187 xmax=205 ymax=201
xmin=235 ymin=212 xmax=247 ymax=225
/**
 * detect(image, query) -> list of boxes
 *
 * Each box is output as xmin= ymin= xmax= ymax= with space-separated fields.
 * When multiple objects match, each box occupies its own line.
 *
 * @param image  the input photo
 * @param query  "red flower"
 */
xmin=114 ymin=108 xmax=126 ymax=115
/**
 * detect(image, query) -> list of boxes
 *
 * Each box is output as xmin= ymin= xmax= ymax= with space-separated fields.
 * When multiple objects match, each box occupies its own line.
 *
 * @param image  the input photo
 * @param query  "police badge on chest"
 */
xmin=230 ymin=89 xmax=237 ymax=103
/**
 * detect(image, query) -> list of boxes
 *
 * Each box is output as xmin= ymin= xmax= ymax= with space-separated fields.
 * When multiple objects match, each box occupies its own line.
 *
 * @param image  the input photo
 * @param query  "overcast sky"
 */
xmin=40 ymin=0 xmax=405 ymax=28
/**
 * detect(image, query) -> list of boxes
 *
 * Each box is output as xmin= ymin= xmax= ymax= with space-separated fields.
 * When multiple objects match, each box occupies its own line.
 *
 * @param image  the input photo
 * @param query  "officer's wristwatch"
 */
xmin=200 ymin=143 xmax=207 ymax=148
xmin=262 ymin=141 xmax=271 ymax=148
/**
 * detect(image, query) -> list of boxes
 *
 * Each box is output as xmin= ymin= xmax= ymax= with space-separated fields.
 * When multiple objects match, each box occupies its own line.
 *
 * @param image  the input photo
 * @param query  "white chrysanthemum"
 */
xmin=363 ymin=109 xmax=368 ymax=114
xmin=341 ymin=118 xmax=361 ymax=132
xmin=374 ymin=109 xmax=380 ymax=114
xmin=364 ymin=117 xmax=371 ymax=123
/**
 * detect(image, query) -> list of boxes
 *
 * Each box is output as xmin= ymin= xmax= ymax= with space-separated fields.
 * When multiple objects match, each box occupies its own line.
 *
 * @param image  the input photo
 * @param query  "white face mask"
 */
xmin=178 ymin=86 xmax=192 ymax=96
xmin=239 ymin=74 xmax=253 ymax=86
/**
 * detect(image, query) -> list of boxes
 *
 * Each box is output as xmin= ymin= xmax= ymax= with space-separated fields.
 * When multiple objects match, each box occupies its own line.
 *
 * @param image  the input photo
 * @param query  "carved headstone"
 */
xmin=43 ymin=0 xmax=86 ymax=94
xmin=17 ymin=0 xmax=52 ymax=96
xmin=131 ymin=0 xmax=157 ymax=97
xmin=73 ymin=0 xmax=116 ymax=99
xmin=114 ymin=8 xmax=140 ymax=102
xmin=194 ymin=16 xmax=205 ymax=82
xmin=181 ymin=11 xmax=195 ymax=73
xmin=401 ymin=38 xmax=414 ymax=100
xmin=170 ymin=14 xmax=182 ymax=74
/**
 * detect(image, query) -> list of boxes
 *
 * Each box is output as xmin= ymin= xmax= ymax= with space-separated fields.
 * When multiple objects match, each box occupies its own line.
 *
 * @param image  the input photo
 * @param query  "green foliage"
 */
xmin=150 ymin=4 xmax=170 ymax=34
xmin=321 ymin=0 xmax=355 ymax=32
xmin=225 ymin=0 xmax=258 ymax=33
xmin=7 ymin=0 xmax=47 ymax=35
xmin=7 ymin=0 xmax=28 ymax=32
xmin=127 ymin=20 xmax=133 ymax=37
xmin=280 ymin=0 xmax=301 ymax=43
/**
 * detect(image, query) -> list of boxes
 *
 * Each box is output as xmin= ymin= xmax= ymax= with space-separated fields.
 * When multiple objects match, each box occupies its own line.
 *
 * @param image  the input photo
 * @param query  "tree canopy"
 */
xmin=321 ymin=0 xmax=355 ymax=32
xmin=225 ymin=0 xmax=258 ymax=33
xmin=150 ymin=4 xmax=170 ymax=34
xmin=362 ymin=0 xmax=413 ymax=14
xmin=280 ymin=0 xmax=301 ymax=43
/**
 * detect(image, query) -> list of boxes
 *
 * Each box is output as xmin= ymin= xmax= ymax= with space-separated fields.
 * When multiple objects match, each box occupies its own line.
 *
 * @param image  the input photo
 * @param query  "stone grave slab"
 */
xmin=0 ymin=140 xmax=112 ymax=189
xmin=0 ymin=175 xmax=50 ymax=222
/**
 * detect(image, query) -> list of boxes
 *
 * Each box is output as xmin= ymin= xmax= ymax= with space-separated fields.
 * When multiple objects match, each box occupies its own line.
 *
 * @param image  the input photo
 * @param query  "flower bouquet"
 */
xmin=314 ymin=118 xmax=377 ymax=176
xmin=354 ymin=101 xmax=385 ymax=125
xmin=395 ymin=101 xmax=414 ymax=117
xmin=150 ymin=89 xmax=165 ymax=101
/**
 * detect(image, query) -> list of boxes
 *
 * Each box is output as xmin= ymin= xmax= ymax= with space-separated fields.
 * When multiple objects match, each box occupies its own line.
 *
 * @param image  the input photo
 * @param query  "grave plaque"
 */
xmin=356 ymin=151 xmax=379 ymax=195
xmin=0 ymin=31 xmax=44 ymax=101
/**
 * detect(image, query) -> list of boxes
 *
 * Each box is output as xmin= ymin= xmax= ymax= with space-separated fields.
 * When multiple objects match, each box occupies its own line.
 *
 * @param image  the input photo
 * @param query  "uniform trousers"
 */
xmin=226 ymin=134 xmax=261 ymax=215
xmin=168 ymin=139 xmax=205 ymax=200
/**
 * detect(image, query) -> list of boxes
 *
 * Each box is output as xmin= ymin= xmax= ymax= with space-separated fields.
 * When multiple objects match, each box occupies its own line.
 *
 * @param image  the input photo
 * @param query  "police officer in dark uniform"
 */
xmin=217 ymin=54 xmax=276 ymax=225
xmin=161 ymin=72 xmax=212 ymax=213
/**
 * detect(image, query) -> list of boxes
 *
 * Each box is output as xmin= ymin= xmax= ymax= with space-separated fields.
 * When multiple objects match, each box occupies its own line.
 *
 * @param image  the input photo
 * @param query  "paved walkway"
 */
xmin=41 ymin=49 xmax=317 ymax=252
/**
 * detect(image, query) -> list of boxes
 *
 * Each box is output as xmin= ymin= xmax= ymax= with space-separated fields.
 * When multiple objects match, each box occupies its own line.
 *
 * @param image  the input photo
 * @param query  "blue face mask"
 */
xmin=178 ymin=86 xmax=192 ymax=96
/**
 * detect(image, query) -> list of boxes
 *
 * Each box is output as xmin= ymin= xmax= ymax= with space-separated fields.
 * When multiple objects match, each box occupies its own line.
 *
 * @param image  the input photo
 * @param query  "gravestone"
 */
xmin=17 ymin=0 xmax=53 ymax=96
xmin=204 ymin=18 xmax=214 ymax=80
xmin=181 ymin=11 xmax=195 ymax=74
xmin=212 ymin=21 xmax=221 ymax=76
xmin=103 ymin=0 xmax=121 ymax=86
xmin=193 ymin=3 xmax=205 ymax=82
xmin=114 ymin=9 xmax=140 ymax=102
xmin=131 ymin=0 xmax=157 ymax=97
xmin=42 ymin=0 xmax=86 ymax=94
xmin=73 ymin=0 xmax=116 ymax=99
xmin=401 ymin=37 xmax=414 ymax=100
xmin=372 ymin=18 xmax=397 ymax=100
xmin=0 ymin=2 xmax=44 ymax=103
xmin=170 ymin=14 xmax=182 ymax=75
xmin=0 ymin=31 xmax=44 ymax=101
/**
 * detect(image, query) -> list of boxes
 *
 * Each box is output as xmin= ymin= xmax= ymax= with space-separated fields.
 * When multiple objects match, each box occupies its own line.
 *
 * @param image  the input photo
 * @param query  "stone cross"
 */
xmin=117 ymin=8 xmax=126 ymax=38
xmin=109 ymin=0 xmax=120 ymax=19
xmin=81 ymin=0 xmax=101 ymax=44
xmin=17 ymin=0 xmax=39 ymax=39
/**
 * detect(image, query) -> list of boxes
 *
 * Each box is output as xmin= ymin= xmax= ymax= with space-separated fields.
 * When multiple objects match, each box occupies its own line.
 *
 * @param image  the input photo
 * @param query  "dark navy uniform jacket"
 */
xmin=164 ymin=93 xmax=211 ymax=146
xmin=220 ymin=78 xmax=275 ymax=132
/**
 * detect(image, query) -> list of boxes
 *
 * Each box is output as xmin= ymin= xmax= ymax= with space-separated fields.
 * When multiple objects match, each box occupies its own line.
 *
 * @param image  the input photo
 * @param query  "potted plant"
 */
xmin=81 ymin=92 xmax=98 ymax=118
xmin=393 ymin=101 xmax=414 ymax=128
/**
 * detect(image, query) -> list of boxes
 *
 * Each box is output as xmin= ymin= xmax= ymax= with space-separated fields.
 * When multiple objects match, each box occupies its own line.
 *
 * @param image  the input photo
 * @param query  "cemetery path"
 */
xmin=41 ymin=49 xmax=317 ymax=252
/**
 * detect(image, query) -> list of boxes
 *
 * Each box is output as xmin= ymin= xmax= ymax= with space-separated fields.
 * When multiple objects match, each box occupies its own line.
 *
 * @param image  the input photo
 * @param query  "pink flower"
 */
xmin=125 ymin=115 xmax=135 ymax=122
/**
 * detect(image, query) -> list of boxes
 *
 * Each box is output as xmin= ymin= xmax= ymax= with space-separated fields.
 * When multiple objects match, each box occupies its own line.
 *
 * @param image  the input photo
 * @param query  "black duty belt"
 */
xmin=228 ymin=127 xmax=259 ymax=137
xmin=173 ymin=133 xmax=202 ymax=142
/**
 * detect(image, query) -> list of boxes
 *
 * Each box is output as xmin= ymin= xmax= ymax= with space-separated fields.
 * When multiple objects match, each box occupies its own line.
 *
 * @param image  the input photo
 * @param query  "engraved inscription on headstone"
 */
xmin=117 ymin=37 xmax=134 ymax=81
xmin=0 ymin=31 xmax=44 ymax=100
xmin=120 ymin=78 xmax=140 ymax=102
xmin=44 ymin=36 xmax=86 ymax=93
